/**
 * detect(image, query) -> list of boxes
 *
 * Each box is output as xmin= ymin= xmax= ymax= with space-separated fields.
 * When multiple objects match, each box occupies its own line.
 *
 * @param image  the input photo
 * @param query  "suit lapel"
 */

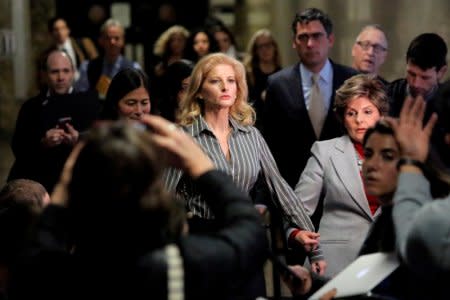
xmin=330 ymin=135 xmax=374 ymax=220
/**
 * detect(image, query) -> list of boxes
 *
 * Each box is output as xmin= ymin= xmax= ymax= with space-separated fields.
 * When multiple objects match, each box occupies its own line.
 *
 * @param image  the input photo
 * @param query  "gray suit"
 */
xmin=295 ymin=135 xmax=380 ymax=277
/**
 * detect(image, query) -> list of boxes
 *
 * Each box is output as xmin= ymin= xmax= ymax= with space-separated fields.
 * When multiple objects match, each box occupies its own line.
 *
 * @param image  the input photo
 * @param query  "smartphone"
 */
xmin=57 ymin=117 xmax=72 ymax=131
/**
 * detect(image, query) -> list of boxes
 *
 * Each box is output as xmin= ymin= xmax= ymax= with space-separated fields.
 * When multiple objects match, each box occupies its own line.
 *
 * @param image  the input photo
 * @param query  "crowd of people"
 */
xmin=1 ymin=5 xmax=450 ymax=300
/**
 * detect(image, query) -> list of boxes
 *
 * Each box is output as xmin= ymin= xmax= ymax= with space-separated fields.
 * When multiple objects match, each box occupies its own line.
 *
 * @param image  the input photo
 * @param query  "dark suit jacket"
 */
xmin=388 ymin=79 xmax=449 ymax=168
xmin=262 ymin=61 xmax=358 ymax=189
xmin=8 ymin=91 xmax=100 ymax=192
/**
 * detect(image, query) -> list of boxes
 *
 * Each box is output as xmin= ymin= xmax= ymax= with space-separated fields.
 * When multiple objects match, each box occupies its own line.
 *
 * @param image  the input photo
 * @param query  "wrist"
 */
xmin=397 ymin=157 xmax=426 ymax=174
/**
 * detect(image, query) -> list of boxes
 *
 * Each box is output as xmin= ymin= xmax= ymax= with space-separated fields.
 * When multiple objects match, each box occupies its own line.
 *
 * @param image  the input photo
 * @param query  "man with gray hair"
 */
xmin=75 ymin=18 xmax=141 ymax=98
xmin=352 ymin=24 xmax=388 ymax=84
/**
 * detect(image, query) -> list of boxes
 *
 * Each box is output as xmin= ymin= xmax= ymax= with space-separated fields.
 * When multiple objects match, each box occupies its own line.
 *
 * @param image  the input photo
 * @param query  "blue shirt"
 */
xmin=300 ymin=59 xmax=333 ymax=113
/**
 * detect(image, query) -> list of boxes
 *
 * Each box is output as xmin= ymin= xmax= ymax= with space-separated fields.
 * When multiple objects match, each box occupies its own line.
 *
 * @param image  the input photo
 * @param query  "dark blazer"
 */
xmin=388 ymin=78 xmax=449 ymax=168
xmin=262 ymin=61 xmax=358 ymax=188
xmin=8 ymin=91 xmax=100 ymax=192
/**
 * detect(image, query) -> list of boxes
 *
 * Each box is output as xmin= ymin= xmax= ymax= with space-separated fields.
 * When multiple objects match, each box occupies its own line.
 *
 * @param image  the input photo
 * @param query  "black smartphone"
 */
xmin=57 ymin=117 xmax=72 ymax=131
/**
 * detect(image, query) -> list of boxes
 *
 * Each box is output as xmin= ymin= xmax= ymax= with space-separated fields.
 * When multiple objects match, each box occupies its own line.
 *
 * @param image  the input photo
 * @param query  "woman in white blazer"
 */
xmin=292 ymin=74 xmax=390 ymax=277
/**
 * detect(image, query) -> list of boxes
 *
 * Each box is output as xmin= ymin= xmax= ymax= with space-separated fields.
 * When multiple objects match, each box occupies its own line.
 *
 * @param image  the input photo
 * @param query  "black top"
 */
xmin=8 ymin=91 xmax=100 ymax=192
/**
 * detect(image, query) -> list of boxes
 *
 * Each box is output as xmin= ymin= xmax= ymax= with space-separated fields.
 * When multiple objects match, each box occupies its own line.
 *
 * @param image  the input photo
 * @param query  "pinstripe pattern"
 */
xmin=164 ymin=116 xmax=315 ymax=233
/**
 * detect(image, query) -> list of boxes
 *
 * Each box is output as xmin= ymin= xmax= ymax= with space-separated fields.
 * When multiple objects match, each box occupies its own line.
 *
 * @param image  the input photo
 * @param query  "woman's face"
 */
xmin=170 ymin=33 xmax=186 ymax=56
xmin=214 ymin=30 xmax=231 ymax=52
xmin=193 ymin=32 xmax=210 ymax=57
xmin=344 ymin=96 xmax=381 ymax=143
xmin=117 ymin=86 xmax=151 ymax=121
xmin=255 ymin=35 xmax=275 ymax=63
xmin=199 ymin=64 xmax=237 ymax=111
xmin=362 ymin=132 xmax=400 ymax=204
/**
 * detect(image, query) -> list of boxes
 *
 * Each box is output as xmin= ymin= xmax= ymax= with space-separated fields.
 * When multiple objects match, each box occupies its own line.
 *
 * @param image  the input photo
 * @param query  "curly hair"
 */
xmin=177 ymin=53 xmax=255 ymax=126
xmin=334 ymin=74 xmax=389 ymax=124
xmin=153 ymin=25 xmax=190 ymax=58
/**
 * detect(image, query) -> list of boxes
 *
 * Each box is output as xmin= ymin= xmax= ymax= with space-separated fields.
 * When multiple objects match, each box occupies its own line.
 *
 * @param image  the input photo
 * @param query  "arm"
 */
xmin=256 ymin=131 xmax=324 ymax=265
xmin=385 ymin=96 xmax=446 ymax=278
xmin=393 ymin=172 xmax=450 ymax=278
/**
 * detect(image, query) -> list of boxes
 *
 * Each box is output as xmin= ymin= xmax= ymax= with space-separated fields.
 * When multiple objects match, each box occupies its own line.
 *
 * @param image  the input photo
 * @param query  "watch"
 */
xmin=396 ymin=157 xmax=426 ymax=172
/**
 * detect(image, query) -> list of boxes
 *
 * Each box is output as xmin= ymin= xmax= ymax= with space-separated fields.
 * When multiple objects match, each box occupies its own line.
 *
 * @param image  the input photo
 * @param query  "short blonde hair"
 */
xmin=334 ymin=74 xmax=389 ymax=123
xmin=177 ymin=53 xmax=255 ymax=126
xmin=153 ymin=25 xmax=189 ymax=57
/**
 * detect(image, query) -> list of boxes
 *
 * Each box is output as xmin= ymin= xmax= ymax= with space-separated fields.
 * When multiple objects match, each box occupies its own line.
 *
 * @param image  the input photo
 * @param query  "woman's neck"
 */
xmin=203 ymin=109 xmax=230 ymax=133
xmin=259 ymin=61 xmax=276 ymax=74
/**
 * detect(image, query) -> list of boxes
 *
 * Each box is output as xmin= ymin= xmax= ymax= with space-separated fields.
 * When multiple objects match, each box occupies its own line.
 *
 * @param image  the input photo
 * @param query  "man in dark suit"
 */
xmin=388 ymin=33 xmax=448 ymax=168
xmin=262 ymin=7 xmax=357 ymax=271
xmin=8 ymin=50 xmax=100 ymax=193
xmin=263 ymin=8 xmax=357 ymax=189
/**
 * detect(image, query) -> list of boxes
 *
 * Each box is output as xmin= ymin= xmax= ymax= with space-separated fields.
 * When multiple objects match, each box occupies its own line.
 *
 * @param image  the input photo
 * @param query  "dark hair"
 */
xmin=406 ymin=33 xmax=448 ymax=71
xmin=210 ymin=24 xmax=238 ymax=48
xmin=68 ymin=121 xmax=184 ymax=252
xmin=47 ymin=16 xmax=67 ymax=33
xmin=0 ymin=179 xmax=48 ymax=264
xmin=102 ymin=68 xmax=151 ymax=120
xmin=364 ymin=120 xmax=450 ymax=198
xmin=363 ymin=120 xmax=394 ymax=147
xmin=159 ymin=59 xmax=194 ymax=122
xmin=185 ymin=28 xmax=219 ymax=62
xmin=291 ymin=7 xmax=333 ymax=36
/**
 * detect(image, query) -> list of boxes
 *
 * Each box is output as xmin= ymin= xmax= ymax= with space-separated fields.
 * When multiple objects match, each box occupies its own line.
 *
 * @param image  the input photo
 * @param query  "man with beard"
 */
xmin=388 ymin=33 xmax=449 ymax=168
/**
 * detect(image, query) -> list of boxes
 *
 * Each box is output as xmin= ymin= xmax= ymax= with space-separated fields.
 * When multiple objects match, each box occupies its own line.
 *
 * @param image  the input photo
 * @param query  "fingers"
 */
xmin=423 ymin=112 xmax=438 ymax=137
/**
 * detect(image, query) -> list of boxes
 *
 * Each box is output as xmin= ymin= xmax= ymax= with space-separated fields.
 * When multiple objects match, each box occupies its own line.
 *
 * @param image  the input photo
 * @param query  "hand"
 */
xmin=61 ymin=123 xmax=79 ymax=146
xmin=311 ymin=259 xmax=327 ymax=275
xmin=51 ymin=142 xmax=85 ymax=206
xmin=283 ymin=265 xmax=312 ymax=296
xmin=294 ymin=230 xmax=320 ymax=252
xmin=141 ymin=115 xmax=214 ymax=178
xmin=41 ymin=128 xmax=66 ymax=148
xmin=384 ymin=96 xmax=437 ymax=162
xmin=320 ymin=288 xmax=337 ymax=300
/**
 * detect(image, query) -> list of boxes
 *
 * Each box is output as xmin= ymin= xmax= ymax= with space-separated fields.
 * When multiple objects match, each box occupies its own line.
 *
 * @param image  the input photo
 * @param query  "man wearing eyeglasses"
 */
xmin=262 ymin=7 xmax=357 ymax=272
xmin=388 ymin=33 xmax=449 ymax=168
xmin=351 ymin=25 xmax=388 ymax=85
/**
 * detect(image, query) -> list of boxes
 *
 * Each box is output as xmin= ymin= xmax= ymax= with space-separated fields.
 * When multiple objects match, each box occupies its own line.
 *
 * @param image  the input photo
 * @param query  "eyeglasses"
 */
xmin=256 ymin=42 xmax=274 ymax=50
xmin=297 ymin=32 xmax=326 ymax=43
xmin=356 ymin=41 xmax=387 ymax=54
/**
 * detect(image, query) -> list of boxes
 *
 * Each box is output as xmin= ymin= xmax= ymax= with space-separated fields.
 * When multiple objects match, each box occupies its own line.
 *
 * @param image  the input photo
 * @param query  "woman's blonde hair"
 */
xmin=153 ymin=25 xmax=189 ymax=57
xmin=177 ymin=53 xmax=255 ymax=126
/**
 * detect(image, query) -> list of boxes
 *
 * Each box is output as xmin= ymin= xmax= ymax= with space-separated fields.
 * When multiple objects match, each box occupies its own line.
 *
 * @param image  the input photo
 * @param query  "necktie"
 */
xmin=308 ymin=73 xmax=326 ymax=138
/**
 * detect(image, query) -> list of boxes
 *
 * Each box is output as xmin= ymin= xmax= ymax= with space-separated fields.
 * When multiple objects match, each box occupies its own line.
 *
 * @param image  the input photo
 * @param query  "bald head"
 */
xmin=352 ymin=25 xmax=388 ymax=75
xmin=46 ymin=50 xmax=75 ymax=95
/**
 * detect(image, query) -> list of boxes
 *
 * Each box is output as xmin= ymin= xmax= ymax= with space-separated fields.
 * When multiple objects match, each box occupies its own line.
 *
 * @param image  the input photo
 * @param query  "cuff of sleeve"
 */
xmin=308 ymin=246 xmax=324 ymax=262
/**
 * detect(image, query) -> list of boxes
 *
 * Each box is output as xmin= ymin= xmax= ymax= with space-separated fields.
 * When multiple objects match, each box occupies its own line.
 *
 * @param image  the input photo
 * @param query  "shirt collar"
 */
xmin=190 ymin=115 xmax=250 ymax=137
xmin=46 ymin=86 xmax=74 ymax=97
xmin=300 ymin=59 xmax=332 ymax=85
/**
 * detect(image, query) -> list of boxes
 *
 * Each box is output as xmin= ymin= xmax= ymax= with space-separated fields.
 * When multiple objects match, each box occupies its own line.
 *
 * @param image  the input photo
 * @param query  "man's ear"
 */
xmin=437 ymin=64 xmax=448 ymax=81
